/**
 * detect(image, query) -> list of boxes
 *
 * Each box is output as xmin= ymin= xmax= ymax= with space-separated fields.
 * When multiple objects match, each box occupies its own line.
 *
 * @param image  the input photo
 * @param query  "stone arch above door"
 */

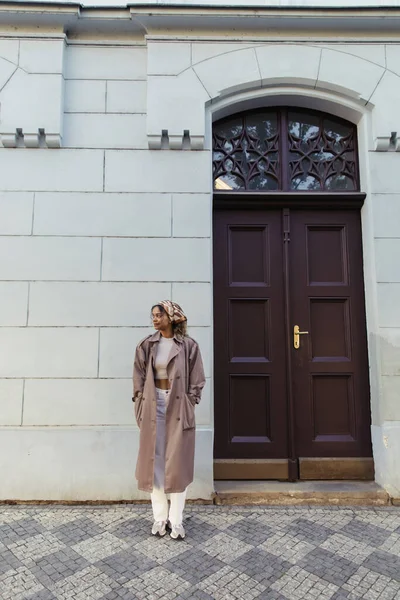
xmin=146 ymin=42 xmax=400 ymax=152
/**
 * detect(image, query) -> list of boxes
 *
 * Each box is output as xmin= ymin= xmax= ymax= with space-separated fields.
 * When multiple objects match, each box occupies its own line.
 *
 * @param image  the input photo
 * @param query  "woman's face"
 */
xmin=152 ymin=307 xmax=171 ymax=332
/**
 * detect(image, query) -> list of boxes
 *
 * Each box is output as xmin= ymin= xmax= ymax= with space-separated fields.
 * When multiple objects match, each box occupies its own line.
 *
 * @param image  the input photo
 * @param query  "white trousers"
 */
xmin=151 ymin=387 xmax=186 ymax=526
xmin=151 ymin=487 xmax=187 ymax=527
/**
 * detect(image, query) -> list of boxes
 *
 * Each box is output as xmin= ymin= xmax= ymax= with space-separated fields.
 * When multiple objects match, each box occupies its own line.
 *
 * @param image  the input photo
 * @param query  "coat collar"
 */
xmin=148 ymin=330 xmax=183 ymax=370
xmin=148 ymin=330 xmax=183 ymax=344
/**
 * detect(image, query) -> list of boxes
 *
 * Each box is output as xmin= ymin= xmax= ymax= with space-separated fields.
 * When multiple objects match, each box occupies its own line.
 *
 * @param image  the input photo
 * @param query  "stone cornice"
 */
xmin=1 ymin=2 xmax=400 ymax=38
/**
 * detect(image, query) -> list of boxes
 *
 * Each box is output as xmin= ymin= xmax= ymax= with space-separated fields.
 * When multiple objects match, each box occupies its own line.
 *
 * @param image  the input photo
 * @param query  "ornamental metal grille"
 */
xmin=213 ymin=108 xmax=359 ymax=192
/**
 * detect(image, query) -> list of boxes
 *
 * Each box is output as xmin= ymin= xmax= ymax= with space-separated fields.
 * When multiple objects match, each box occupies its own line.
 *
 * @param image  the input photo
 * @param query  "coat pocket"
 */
xmin=134 ymin=396 xmax=144 ymax=428
xmin=182 ymin=394 xmax=196 ymax=431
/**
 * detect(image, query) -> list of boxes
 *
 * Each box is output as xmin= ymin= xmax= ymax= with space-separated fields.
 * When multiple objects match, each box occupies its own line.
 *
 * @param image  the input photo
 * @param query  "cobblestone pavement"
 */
xmin=0 ymin=504 xmax=400 ymax=600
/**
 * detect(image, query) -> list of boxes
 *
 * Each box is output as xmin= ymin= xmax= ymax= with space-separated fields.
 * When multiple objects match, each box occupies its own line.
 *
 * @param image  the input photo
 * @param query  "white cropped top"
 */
xmin=154 ymin=336 xmax=174 ymax=379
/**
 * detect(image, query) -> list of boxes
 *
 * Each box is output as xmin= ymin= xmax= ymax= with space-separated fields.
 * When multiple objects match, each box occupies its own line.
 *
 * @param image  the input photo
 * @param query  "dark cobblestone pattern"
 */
xmin=0 ymin=505 xmax=399 ymax=599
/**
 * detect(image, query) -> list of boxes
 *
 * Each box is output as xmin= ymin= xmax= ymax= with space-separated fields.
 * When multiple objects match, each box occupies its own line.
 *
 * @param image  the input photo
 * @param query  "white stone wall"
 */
xmin=0 ymin=29 xmax=399 ymax=499
xmin=0 ymin=40 xmax=213 ymax=501
xmin=370 ymin=154 xmax=400 ymax=499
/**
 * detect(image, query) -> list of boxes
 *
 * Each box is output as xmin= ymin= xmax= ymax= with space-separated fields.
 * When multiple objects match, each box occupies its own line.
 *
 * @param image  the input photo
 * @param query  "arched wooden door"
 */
xmin=212 ymin=108 xmax=373 ymax=481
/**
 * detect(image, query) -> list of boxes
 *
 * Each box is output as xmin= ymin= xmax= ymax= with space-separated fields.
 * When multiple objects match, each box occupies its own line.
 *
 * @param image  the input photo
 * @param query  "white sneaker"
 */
xmin=170 ymin=523 xmax=185 ymax=540
xmin=151 ymin=521 xmax=167 ymax=537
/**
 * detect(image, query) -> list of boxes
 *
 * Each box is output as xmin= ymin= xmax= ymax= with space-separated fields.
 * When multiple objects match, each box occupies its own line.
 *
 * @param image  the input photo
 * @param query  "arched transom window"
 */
xmin=212 ymin=108 xmax=359 ymax=192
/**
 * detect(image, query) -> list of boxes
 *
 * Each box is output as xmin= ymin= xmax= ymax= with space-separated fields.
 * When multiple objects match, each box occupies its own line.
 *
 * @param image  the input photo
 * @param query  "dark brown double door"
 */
xmin=214 ymin=207 xmax=373 ymax=481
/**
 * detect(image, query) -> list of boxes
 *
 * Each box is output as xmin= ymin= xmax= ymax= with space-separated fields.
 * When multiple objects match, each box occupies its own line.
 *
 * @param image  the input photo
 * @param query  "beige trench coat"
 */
xmin=133 ymin=331 xmax=205 ymax=493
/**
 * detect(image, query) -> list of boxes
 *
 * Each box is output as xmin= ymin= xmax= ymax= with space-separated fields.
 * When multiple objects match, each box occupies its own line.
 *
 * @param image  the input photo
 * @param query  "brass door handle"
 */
xmin=293 ymin=325 xmax=309 ymax=349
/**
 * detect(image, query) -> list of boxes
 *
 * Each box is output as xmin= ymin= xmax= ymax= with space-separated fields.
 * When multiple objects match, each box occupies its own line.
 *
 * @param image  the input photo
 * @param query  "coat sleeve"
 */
xmin=188 ymin=341 xmax=206 ymax=404
xmin=132 ymin=342 xmax=146 ymax=402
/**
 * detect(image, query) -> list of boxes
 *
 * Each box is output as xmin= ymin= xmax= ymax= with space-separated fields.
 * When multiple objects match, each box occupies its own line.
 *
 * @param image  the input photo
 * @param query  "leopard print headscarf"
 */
xmin=158 ymin=300 xmax=187 ymax=324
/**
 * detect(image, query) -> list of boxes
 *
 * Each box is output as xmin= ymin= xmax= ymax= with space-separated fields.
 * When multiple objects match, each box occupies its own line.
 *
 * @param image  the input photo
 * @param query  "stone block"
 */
xmin=0 ymin=380 xmax=23 ymax=426
xmin=23 ymin=379 xmax=134 ymax=426
xmin=65 ymin=46 xmax=146 ymax=80
xmin=19 ymin=40 xmax=64 ymax=74
xmin=256 ymin=44 xmax=320 ymax=86
xmin=0 ymin=237 xmax=101 ymax=281
xmin=195 ymin=379 xmax=211 ymax=426
xmin=191 ymin=429 xmax=214 ymax=499
xmin=0 ymin=71 xmax=64 ymax=147
xmin=0 ymin=328 xmax=98 ymax=377
xmin=172 ymin=282 xmax=212 ymax=327
xmin=384 ymin=44 xmax=400 ymax=77
xmin=193 ymin=47 xmax=260 ymax=98
xmin=64 ymin=80 xmax=106 ymax=113
xmin=317 ymin=48 xmax=384 ymax=101
xmin=381 ymin=376 xmax=400 ymax=421
xmin=172 ymin=194 xmax=211 ymax=237
xmin=0 ymin=149 xmax=103 ymax=192
xmin=28 ymin=282 xmax=171 ymax=326
xmin=106 ymin=80 xmax=146 ymax=114
xmin=0 ymin=192 xmax=33 ymax=235
xmin=104 ymin=150 xmax=210 ymax=193
xmin=380 ymin=328 xmax=400 ymax=375
xmin=147 ymin=41 xmax=191 ymax=75
xmin=0 ymin=427 xmax=214 ymax=500
xmin=147 ymin=70 xmax=210 ymax=149
xmin=191 ymin=42 xmax=255 ymax=65
xmin=0 ymin=39 xmax=19 ymax=64
xmin=369 ymin=153 xmax=400 ymax=194
xmin=33 ymin=192 xmax=171 ymax=237
xmin=375 ymin=239 xmax=400 ymax=282
xmin=372 ymin=194 xmax=400 ymax=238
xmin=368 ymin=71 xmax=400 ymax=150
xmin=99 ymin=327 xmax=153 ymax=378
xmin=63 ymin=114 xmax=147 ymax=149
xmin=102 ymin=237 xmax=211 ymax=282
xmin=0 ymin=57 xmax=17 ymax=90
xmin=0 ymin=282 xmax=29 ymax=326
xmin=320 ymin=43 xmax=386 ymax=67
xmin=189 ymin=326 xmax=212 ymax=378
xmin=372 ymin=422 xmax=400 ymax=499
xmin=377 ymin=284 xmax=400 ymax=327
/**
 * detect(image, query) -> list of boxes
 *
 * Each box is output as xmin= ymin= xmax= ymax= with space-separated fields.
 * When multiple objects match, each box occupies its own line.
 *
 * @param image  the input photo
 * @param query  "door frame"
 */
xmin=212 ymin=191 xmax=373 ymax=481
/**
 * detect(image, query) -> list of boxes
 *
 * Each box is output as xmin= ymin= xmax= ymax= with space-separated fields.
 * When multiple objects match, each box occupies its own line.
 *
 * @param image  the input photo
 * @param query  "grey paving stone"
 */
xmin=224 ymin=517 xmax=275 ymax=546
xmin=0 ymin=545 xmax=23 ymax=575
xmin=98 ymin=590 xmax=139 ymax=600
xmin=95 ymin=547 xmax=158 ymax=584
xmin=52 ymin=517 xmax=104 ymax=545
xmin=183 ymin=515 xmax=221 ymax=545
xmin=30 ymin=546 xmax=90 ymax=586
xmin=230 ymin=548 xmax=291 ymax=586
xmin=363 ymin=549 xmax=400 ymax=581
xmin=282 ymin=517 xmax=335 ymax=544
xmin=110 ymin=516 xmax=153 ymax=544
xmin=24 ymin=591 xmax=57 ymax=600
xmin=330 ymin=592 xmax=351 ymax=600
xmin=254 ymin=592 xmax=289 ymax=600
xmin=163 ymin=547 xmax=225 ymax=585
xmin=340 ymin=518 xmax=392 ymax=547
xmin=176 ymin=588 xmax=216 ymax=599
xmin=297 ymin=546 xmax=359 ymax=586
xmin=0 ymin=518 xmax=45 ymax=545
xmin=1 ymin=505 xmax=400 ymax=600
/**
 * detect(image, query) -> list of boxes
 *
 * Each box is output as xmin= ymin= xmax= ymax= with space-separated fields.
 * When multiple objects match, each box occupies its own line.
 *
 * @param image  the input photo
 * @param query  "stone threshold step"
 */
xmin=213 ymin=480 xmax=391 ymax=506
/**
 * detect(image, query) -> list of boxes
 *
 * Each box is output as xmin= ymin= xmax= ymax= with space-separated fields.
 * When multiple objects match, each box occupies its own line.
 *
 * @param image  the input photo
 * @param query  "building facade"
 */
xmin=0 ymin=1 xmax=399 ymax=501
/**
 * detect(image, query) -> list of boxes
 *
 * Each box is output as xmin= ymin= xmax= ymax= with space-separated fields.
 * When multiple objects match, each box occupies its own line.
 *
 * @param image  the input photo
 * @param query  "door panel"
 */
xmin=213 ymin=207 xmax=372 ymax=480
xmin=213 ymin=210 xmax=287 ymax=463
xmin=229 ymin=374 xmax=271 ymax=443
xmin=290 ymin=210 xmax=372 ymax=460
xmin=310 ymin=299 xmax=351 ymax=360
xmin=229 ymin=299 xmax=270 ymax=361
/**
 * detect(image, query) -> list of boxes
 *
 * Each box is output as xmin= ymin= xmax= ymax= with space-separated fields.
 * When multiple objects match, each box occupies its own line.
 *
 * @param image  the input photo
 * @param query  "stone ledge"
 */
xmin=214 ymin=481 xmax=390 ymax=506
